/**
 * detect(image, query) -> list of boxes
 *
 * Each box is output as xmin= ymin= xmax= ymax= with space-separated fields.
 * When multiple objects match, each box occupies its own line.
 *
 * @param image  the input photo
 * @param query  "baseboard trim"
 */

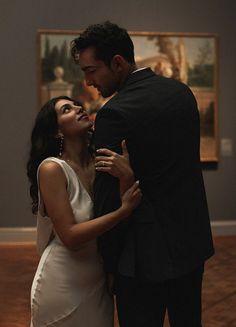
xmin=210 ymin=220 xmax=236 ymax=236
xmin=0 ymin=221 xmax=235 ymax=242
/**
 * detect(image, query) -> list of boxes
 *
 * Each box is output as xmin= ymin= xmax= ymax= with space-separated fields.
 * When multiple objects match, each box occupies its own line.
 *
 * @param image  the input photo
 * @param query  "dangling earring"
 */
xmin=59 ymin=135 xmax=64 ymax=157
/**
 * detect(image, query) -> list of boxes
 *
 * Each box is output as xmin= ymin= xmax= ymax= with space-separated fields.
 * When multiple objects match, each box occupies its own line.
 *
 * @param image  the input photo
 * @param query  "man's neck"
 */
xmin=117 ymin=63 xmax=137 ymax=91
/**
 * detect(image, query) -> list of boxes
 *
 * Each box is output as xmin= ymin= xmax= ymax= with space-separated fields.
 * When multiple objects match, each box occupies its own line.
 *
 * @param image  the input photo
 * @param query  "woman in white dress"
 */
xmin=27 ymin=96 xmax=141 ymax=327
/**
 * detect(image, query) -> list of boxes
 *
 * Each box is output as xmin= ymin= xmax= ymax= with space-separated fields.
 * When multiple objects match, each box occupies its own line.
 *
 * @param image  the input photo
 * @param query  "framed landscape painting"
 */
xmin=37 ymin=30 xmax=219 ymax=162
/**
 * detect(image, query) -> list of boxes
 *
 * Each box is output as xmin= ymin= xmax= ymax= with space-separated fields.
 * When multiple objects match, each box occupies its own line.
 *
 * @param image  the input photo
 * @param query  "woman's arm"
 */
xmin=38 ymin=161 xmax=141 ymax=251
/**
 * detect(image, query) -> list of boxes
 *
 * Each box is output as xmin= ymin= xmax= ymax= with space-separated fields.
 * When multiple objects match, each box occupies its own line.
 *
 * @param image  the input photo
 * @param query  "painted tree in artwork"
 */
xmin=59 ymin=41 xmax=69 ymax=75
xmin=42 ymin=36 xmax=83 ymax=84
xmin=157 ymin=37 xmax=180 ymax=79
xmin=42 ymin=37 xmax=55 ymax=82
xmin=188 ymin=40 xmax=214 ymax=87
xmin=147 ymin=36 xmax=188 ymax=83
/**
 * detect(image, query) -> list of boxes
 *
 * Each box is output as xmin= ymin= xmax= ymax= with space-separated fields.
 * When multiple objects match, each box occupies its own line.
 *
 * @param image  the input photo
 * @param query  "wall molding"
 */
xmin=0 ymin=221 xmax=235 ymax=242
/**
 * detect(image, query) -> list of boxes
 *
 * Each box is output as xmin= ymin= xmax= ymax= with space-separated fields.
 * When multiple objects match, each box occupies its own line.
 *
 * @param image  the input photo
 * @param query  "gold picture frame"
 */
xmin=37 ymin=29 xmax=219 ymax=162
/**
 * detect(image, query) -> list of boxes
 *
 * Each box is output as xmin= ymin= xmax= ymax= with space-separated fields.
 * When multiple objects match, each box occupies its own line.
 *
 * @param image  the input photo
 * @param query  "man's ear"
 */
xmin=111 ymin=55 xmax=126 ymax=72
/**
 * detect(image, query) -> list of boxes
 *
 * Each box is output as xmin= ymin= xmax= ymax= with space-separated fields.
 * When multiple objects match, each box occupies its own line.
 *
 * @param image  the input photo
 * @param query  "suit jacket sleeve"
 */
xmin=94 ymin=106 xmax=130 ymax=274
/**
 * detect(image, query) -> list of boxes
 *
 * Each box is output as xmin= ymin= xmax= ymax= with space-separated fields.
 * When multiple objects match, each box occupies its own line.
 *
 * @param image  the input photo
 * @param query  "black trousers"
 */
xmin=115 ymin=265 xmax=204 ymax=327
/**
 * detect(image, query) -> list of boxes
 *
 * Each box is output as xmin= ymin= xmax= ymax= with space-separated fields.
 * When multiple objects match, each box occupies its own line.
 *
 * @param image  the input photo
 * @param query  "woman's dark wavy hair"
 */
xmin=71 ymin=21 xmax=135 ymax=66
xmin=27 ymin=96 xmax=94 ymax=214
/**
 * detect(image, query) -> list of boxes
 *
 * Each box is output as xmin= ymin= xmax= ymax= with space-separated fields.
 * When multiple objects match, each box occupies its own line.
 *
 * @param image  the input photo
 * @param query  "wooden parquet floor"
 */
xmin=0 ymin=236 xmax=235 ymax=327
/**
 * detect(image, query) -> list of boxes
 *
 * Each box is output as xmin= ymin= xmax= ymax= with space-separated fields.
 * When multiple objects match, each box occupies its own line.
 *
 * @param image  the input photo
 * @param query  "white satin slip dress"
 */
xmin=30 ymin=157 xmax=113 ymax=327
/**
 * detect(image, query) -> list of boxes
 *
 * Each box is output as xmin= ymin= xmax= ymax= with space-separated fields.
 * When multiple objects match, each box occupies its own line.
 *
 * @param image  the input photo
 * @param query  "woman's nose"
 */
xmin=86 ymin=78 xmax=93 ymax=87
xmin=76 ymin=106 xmax=84 ymax=113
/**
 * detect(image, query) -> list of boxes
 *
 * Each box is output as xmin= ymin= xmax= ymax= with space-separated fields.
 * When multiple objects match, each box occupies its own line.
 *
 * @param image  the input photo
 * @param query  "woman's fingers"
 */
xmin=132 ymin=180 xmax=140 ymax=189
xmin=95 ymin=163 xmax=112 ymax=171
xmin=96 ymin=148 xmax=115 ymax=156
xmin=95 ymin=158 xmax=111 ymax=172
xmin=95 ymin=143 xmax=131 ymax=179
xmin=126 ymin=181 xmax=140 ymax=194
xmin=95 ymin=155 xmax=114 ymax=163
xmin=121 ymin=140 xmax=129 ymax=159
xmin=132 ymin=188 xmax=142 ymax=198
xmin=122 ymin=181 xmax=142 ymax=210
xmin=97 ymin=140 xmax=129 ymax=158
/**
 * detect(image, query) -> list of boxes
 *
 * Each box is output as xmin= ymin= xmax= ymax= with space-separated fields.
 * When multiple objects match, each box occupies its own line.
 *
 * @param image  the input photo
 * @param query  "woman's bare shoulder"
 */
xmin=38 ymin=160 xmax=65 ymax=181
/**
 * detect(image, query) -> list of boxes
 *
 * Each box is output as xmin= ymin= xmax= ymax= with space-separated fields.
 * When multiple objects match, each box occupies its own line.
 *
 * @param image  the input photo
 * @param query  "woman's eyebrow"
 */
xmin=73 ymin=101 xmax=82 ymax=107
xmin=60 ymin=103 xmax=71 ymax=111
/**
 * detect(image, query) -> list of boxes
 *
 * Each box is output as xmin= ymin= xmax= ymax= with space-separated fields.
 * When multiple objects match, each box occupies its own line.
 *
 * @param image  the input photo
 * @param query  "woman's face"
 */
xmin=55 ymin=99 xmax=93 ymax=137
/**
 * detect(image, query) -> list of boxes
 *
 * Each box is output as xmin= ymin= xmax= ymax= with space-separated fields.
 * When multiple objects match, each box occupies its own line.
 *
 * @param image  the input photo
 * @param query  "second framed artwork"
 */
xmin=37 ymin=30 xmax=219 ymax=162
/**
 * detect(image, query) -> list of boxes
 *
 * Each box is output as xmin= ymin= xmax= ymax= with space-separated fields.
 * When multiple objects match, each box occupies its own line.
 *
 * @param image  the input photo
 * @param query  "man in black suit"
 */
xmin=71 ymin=21 xmax=214 ymax=327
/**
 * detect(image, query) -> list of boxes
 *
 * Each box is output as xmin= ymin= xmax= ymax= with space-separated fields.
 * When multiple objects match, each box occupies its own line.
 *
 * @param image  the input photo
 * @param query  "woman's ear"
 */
xmin=55 ymin=130 xmax=63 ymax=138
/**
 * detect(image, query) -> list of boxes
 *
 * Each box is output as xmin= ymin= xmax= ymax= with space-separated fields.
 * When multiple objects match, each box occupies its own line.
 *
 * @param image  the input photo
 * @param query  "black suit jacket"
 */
xmin=94 ymin=68 xmax=214 ymax=282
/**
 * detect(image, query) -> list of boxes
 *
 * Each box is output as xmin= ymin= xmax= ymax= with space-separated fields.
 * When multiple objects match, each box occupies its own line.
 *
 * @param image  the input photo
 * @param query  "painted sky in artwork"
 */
xmin=131 ymin=35 xmax=215 ymax=68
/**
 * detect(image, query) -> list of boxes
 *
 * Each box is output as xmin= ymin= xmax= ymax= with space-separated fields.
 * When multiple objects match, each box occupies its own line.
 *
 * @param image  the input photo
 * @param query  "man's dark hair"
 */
xmin=71 ymin=21 xmax=135 ymax=66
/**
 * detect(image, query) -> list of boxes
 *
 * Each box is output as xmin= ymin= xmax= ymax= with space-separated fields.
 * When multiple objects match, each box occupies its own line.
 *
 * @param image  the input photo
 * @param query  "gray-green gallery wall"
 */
xmin=0 ymin=0 xmax=235 ymax=227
